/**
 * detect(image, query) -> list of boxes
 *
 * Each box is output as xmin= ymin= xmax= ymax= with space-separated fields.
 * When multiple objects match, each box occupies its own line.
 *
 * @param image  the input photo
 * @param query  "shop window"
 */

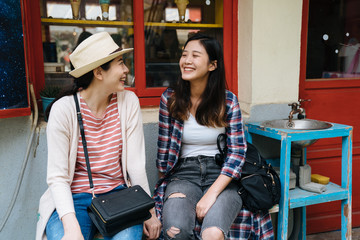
xmin=306 ymin=0 xmax=360 ymax=80
xmin=41 ymin=0 xmax=134 ymax=89
xmin=39 ymin=0 xmax=235 ymax=106
xmin=143 ymin=1 xmax=223 ymax=88
xmin=0 ymin=0 xmax=30 ymax=118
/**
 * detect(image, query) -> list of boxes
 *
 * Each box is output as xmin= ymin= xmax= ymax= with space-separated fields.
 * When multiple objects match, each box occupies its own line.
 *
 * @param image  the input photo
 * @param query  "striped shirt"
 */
xmin=71 ymin=93 xmax=125 ymax=194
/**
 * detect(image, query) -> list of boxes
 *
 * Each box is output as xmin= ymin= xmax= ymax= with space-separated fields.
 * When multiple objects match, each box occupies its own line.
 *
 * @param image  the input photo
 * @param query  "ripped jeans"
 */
xmin=162 ymin=156 xmax=242 ymax=240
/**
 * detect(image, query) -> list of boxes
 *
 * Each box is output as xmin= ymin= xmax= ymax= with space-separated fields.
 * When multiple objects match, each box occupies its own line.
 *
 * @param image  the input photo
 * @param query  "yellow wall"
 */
xmin=238 ymin=0 xmax=303 ymax=116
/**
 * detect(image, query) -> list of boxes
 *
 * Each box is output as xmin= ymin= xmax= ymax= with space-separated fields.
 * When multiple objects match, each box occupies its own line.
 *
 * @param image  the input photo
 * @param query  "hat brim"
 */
xmin=69 ymin=48 xmax=133 ymax=78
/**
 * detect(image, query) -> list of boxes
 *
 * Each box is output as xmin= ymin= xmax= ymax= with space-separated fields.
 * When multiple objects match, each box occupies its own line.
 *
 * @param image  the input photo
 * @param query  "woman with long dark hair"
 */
xmin=36 ymin=32 xmax=161 ymax=240
xmin=153 ymin=33 xmax=274 ymax=239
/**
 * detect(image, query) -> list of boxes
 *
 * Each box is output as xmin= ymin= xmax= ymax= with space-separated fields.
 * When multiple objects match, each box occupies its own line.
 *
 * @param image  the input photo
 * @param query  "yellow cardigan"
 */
xmin=36 ymin=90 xmax=149 ymax=240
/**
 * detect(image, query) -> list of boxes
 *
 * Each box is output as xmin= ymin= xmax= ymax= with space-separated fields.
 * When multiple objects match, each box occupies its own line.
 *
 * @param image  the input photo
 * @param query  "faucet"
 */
xmin=288 ymin=99 xmax=310 ymax=126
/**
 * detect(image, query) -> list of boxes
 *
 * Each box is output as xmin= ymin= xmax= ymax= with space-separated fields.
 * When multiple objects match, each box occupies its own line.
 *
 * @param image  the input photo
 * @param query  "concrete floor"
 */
xmin=307 ymin=227 xmax=360 ymax=240
xmin=93 ymin=227 xmax=360 ymax=239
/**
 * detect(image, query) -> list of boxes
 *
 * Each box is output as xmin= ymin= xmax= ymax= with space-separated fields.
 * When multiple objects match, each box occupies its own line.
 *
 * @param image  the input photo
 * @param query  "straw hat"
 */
xmin=69 ymin=32 xmax=133 ymax=78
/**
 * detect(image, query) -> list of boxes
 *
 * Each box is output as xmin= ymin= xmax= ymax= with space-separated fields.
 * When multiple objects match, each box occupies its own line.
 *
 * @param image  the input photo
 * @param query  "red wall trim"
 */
xmin=132 ymin=0 xmax=144 ymax=96
xmin=223 ymin=0 xmax=238 ymax=95
xmin=0 ymin=108 xmax=31 ymax=119
xmin=24 ymin=0 xmax=45 ymax=98
xmin=139 ymin=97 xmax=162 ymax=107
xmin=304 ymin=79 xmax=360 ymax=89
xmin=299 ymin=0 xmax=309 ymax=98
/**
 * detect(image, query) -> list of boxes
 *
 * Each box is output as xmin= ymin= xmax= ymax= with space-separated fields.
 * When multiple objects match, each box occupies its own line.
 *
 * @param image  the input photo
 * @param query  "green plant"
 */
xmin=40 ymin=86 xmax=62 ymax=98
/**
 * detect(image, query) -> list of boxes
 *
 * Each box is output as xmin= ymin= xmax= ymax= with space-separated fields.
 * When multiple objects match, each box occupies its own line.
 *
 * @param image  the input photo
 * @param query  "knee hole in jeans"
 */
xmin=202 ymin=226 xmax=224 ymax=240
xmin=166 ymin=226 xmax=180 ymax=238
xmin=168 ymin=192 xmax=186 ymax=199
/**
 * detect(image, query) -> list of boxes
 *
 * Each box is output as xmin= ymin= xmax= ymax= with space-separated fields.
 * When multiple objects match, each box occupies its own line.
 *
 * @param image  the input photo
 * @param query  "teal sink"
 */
xmin=261 ymin=119 xmax=333 ymax=130
xmin=260 ymin=119 xmax=333 ymax=147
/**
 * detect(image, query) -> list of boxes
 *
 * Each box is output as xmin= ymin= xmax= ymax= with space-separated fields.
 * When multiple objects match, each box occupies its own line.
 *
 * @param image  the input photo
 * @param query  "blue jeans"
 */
xmin=163 ymin=156 xmax=242 ymax=239
xmin=46 ymin=185 xmax=143 ymax=240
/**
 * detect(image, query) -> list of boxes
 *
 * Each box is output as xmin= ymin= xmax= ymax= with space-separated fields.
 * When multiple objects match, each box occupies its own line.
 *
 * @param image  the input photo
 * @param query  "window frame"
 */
xmin=1 ymin=0 xmax=238 ymax=118
xmin=132 ymin=0 xmax=238 ymax=106
xmin=300 ymin=0 xmax=360 ymax=95
xmin=0 ymin=0 xmax=39 ymax=118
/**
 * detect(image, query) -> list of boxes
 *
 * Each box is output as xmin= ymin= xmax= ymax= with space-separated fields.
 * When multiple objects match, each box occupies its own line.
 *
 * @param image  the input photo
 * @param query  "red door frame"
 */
xmin=299 ymin=0 xmax=360 ymax=234
xmin=223 ymin=0 xmax=238 ymax=94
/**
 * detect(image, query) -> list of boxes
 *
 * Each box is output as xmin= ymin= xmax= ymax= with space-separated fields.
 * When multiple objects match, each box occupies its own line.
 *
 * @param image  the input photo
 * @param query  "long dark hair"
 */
xmin=45 ymin=61 xmax=112 ymax=119
xmin=168 ymin=33 xmax=227 ymax=127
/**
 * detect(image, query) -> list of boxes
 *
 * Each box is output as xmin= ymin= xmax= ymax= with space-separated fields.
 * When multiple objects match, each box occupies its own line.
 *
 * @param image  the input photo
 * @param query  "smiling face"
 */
xmin=101 ymin=55 xmax=129 ymax=92
xmin=179 ymin=40 xmax=216 ymax=84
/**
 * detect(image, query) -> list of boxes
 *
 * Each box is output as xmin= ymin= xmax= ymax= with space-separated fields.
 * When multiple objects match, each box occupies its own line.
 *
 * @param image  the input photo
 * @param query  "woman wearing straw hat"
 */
xmin=36 ymin=32 xmax=161 ymax=240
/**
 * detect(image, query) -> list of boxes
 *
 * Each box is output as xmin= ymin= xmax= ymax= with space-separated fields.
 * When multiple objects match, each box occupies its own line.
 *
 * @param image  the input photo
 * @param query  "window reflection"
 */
xmin=42 ymin=0 xmax=134 ymax=89
xmin=145 ymin=28 xmax=222 ymax=88
xmin=145 ymin=28 xmax=182 ymax=88
xmin=307 ymin=0 xmax=360 ymax=79
xmin=46 ymin=3 xmax=116 ymax=20
xmin=45 ymin=0 xmax=134 ymax=21
xmin=144 ymin=0 xmax=223 ymax=88
xmin=43 ymin=27 xmax=135 ymax=88
xmin=143 ymin=0 xmax=216 ymax=24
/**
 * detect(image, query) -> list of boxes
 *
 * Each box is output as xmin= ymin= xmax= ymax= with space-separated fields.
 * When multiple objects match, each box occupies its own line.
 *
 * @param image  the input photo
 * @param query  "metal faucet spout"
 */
xmin=288 ymin=101 xmax=306 ymax=126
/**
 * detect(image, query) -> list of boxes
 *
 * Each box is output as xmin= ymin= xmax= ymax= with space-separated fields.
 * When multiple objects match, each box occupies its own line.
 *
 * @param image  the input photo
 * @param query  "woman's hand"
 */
xmin=196 ymin=174 xmax=233 ymax=222
xmin=143 ymin=208 xmax=162 ymax=240
xmin=196 ymin=192 xmax=217 ymax=222
xmin=61 ymin=213 xmax=84 ymax=240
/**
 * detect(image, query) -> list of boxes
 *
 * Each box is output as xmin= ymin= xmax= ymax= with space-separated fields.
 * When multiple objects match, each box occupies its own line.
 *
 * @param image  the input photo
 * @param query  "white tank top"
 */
xmin=181 ymin=114 xmax=225 ymax=158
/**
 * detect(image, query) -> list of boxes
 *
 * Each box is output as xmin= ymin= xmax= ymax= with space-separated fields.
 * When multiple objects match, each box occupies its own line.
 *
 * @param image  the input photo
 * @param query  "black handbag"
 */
xmin=215 ymin=133 xmax=281 ymax=212
xmin=73 ymin=93 xmax=155 ymax=237
xmin=236 ymin=143 xmax=281 ymax=212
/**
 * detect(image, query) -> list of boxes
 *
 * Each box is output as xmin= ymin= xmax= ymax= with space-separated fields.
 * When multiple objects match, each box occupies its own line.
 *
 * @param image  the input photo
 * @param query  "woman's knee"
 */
xmin=163 ymin=194 xmax=195 ymax=239
xmin=163 ymin=192 xmax=190 ymax=217
xmin=201 ymin=227 xmax=224 ymax=240
xmin=168 ymin=192 xmax=186 ymax=199
xmin=164 ymin=226 xmax=195 ymax=240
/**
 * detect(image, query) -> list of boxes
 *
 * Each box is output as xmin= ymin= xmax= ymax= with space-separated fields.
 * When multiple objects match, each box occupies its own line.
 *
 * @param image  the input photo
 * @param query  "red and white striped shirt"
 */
xmin=71 ymin=93 xmax=125 ymax=194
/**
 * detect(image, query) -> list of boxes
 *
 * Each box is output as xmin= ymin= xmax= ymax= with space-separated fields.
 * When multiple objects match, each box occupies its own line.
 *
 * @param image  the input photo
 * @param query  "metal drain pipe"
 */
xmin=0 ymin=83 xmax=38 ymax=231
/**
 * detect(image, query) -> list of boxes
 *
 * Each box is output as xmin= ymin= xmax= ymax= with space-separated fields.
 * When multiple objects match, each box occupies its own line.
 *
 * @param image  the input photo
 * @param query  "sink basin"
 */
xmin=261 ymin=119 xmax=333 ymax=130
xmin=260 ymin=119 xmax=333 ymax=148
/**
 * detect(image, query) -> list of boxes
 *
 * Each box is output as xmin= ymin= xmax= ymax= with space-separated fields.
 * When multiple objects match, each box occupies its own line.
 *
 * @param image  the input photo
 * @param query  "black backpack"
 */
xmin=215 ymin=134 xmax=281 ymax=213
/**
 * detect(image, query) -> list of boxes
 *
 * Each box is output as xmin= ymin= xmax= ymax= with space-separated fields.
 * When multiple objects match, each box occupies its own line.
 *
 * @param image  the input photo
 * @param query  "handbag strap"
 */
xmin=73 ymin=93 xmax=96 ymax=198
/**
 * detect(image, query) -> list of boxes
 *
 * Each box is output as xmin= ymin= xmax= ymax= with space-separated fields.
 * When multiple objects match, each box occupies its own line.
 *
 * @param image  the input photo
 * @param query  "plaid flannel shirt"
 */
xmin=153 ymin=88 xmax=274 ymax=239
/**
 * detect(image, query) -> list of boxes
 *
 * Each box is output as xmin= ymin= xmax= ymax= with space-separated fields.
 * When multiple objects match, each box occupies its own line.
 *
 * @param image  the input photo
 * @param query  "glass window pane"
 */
xmin=307 ymin=0 xmax=360 ymax=79
xmin=0 ymin=0 xmax=28 ymax=110
xmin=144 ymin=0 xmax=218 ymax=24
xmin=45 ymin=0 xmax=133 ymax=21
xmin=145 ymin=27 xmax=222 ymax=87
xmin=43 ymin=26 xmax=134 ymax=89
xmin=144 ymin=0 xmax=223 ymax=88
xmin=46 ymin=3 xmax=73 ymax=19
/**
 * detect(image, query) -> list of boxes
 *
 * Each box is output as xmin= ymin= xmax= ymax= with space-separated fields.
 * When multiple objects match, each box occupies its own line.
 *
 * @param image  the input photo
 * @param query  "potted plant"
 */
xmin=40 ymin=86 xmax=61 ymax=121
